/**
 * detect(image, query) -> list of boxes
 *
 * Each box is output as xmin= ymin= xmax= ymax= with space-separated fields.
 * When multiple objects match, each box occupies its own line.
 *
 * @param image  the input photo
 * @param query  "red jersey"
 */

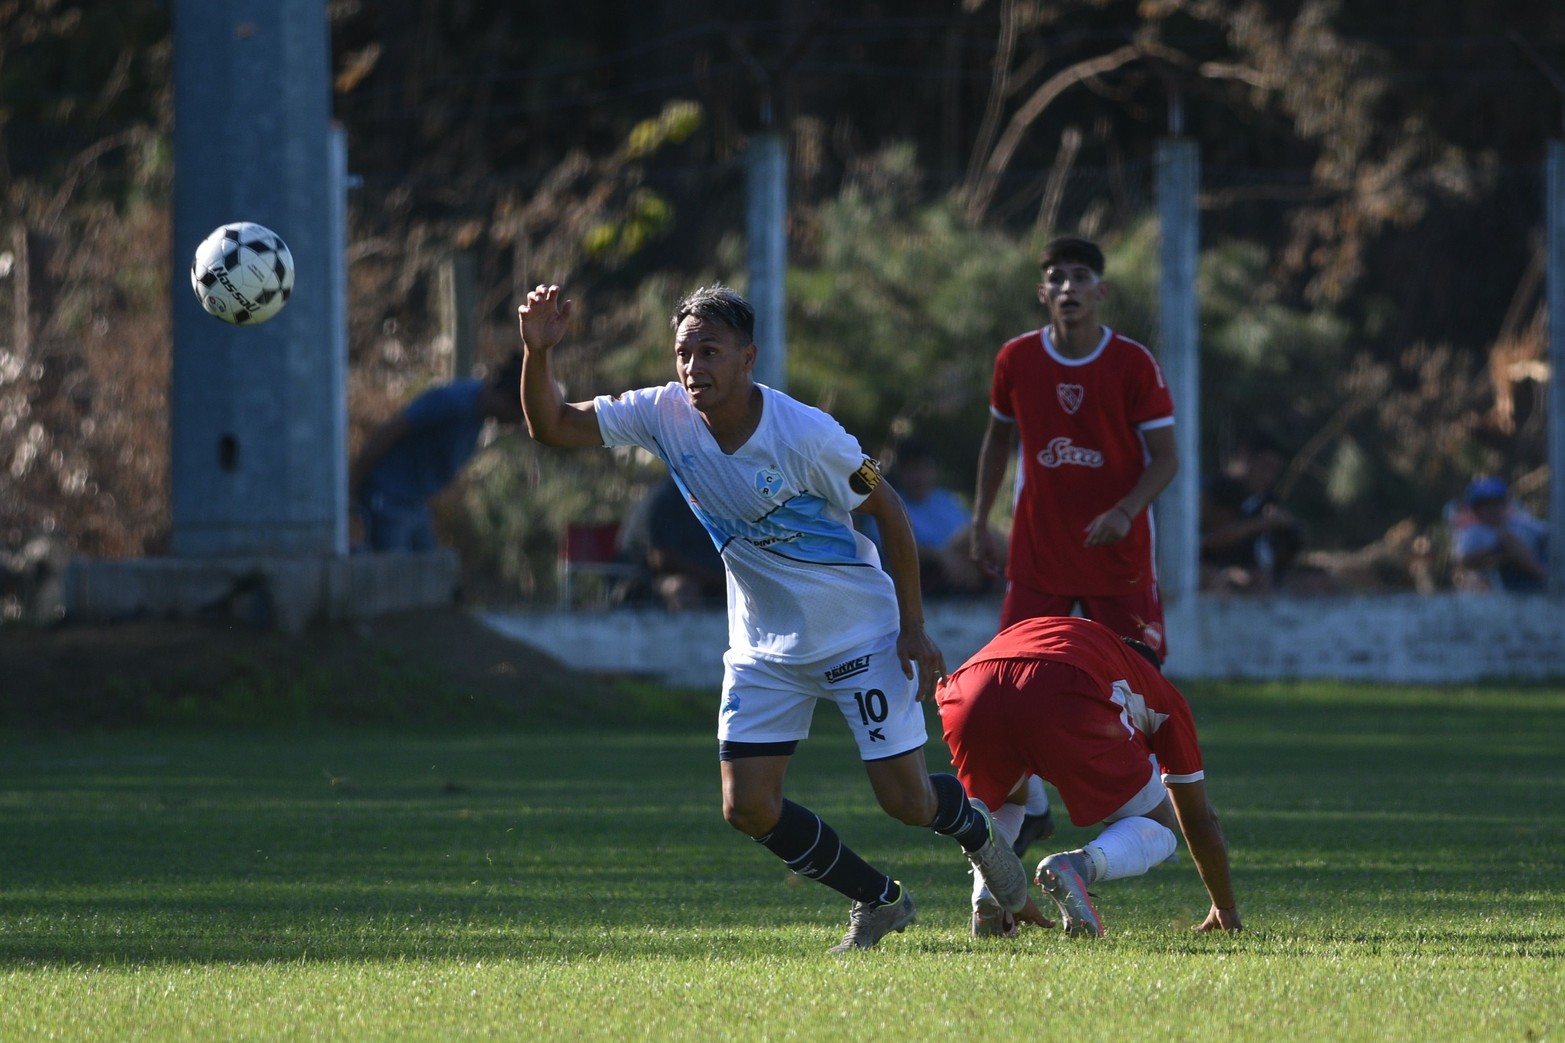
xmin=936 ymin=616 xmax=1204 ymax=825
xmin=989 ymin=326 xmax=1174 ymax=595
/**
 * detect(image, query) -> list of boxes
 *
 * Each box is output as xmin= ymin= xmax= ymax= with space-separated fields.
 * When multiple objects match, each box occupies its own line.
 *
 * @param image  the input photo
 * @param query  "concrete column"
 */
xmin=746 ymin=132 xmax=788 ymax=392
xmin=1547 ymin=141 xmax=1565 ymax=594
xmin=1155 ymin=139 xmax=1201 ymax=608
xmin=328 ymin=123 xmax=352 ymax=556
xmin=170 ymin=0 xmax=344 ymax=556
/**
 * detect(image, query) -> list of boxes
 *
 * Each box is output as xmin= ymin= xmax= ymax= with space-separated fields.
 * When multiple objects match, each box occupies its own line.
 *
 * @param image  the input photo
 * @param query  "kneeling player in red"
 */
xmin=936 ymin=616 xmax=1241 ymax=937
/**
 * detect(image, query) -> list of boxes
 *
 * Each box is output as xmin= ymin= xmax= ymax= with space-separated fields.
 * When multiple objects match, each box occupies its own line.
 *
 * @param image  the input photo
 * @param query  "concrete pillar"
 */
xmin=1155 ymin=139 xmax=1201 ymax=608
xmin=170 ymin=0 xmax=345 ymax=556
xmin=746 ymin=132 xmax=788 ymax=392
xmin=1547 ymin=141 xmax=1564 ymax=594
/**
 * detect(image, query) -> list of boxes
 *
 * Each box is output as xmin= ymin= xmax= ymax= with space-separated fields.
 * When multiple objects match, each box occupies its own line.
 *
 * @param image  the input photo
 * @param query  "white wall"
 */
xmin=480 ymin=593 xmax=1565 ymax=688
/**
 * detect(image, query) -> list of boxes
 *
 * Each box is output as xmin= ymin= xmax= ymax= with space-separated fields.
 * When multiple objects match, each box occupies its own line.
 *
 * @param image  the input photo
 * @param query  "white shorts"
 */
xmin=718 ymin=631 xmax=928 ymax=761
xmin=1103 ymin=760 xmax=1170 ymax=823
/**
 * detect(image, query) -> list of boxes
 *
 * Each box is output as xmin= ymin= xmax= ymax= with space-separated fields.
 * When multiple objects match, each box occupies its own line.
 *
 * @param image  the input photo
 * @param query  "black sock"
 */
xmin=756 ymin=799 xmax=898 ymax=906
xmin=926 ymin=773 xmax=990 ymax=853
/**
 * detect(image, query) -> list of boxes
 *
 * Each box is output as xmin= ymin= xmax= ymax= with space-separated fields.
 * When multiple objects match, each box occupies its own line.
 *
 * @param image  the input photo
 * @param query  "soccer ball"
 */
xmin=190 ymin=222 xmax=295 ymax=325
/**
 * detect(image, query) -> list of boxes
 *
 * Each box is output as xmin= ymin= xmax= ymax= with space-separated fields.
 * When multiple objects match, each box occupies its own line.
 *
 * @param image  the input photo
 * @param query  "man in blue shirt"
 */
xmin=1452 ymin=476 xmax=1549 ymax=592
xmin=864 ymin=438 xmax=995 ymax=597
xmin=350 ymin=354 xmax=525 ymax=551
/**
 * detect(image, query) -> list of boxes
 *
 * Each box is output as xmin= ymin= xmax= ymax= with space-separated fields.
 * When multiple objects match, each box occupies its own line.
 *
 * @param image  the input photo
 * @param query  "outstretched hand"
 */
xmin=517 ymin=284 xmax=573 ymax=351
xmin=1012 ymin=893 xmax=1058 ymax=930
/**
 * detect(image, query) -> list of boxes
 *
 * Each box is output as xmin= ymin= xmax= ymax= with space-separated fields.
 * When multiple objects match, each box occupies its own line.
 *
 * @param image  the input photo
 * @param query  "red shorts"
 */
xmin=937 ymin=657 xmax=1161 ymax=826
xmin=999 ymin=582 xmax=1166 ymax=660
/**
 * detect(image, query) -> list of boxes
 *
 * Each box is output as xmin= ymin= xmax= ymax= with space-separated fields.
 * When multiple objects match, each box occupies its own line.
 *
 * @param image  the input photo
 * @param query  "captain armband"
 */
xmin=849 ymin=457 xmax=882 ymax=496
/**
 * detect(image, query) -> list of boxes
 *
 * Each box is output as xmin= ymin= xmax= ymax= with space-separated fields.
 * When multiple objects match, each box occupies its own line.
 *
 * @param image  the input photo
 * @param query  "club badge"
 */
xmin=755 ymin=467 xmax=784 ymax=499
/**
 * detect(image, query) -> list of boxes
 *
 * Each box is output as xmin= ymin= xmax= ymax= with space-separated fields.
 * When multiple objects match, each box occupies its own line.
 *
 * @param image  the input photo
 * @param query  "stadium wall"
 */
xmin=480 ymin=593 xmax=1565 ymax=687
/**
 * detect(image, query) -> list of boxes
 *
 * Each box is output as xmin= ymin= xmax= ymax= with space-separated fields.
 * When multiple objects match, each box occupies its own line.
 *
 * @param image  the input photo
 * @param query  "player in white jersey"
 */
xmin=518 ymin=283 xmax=1034 ymax=951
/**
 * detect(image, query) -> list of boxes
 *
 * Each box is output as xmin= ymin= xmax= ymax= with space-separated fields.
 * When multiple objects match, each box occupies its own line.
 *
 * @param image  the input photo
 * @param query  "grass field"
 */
xmin=2 ymin=679 xmax=1562 ymax=1041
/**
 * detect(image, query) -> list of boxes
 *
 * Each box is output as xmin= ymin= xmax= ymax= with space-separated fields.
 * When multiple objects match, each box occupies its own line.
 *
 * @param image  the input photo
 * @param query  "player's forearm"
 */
xmin=867 ymin=488 xmax=927 ymax=627
xmin=1182 ymin=813 xmax=1238 ymax=912
xmin=519 ymin=347 xmax=570 ymax=445
xmin=1119 ymin=440 xmax=1179 ymax=517
xmin=882 ymin=525 xmax=928 ymax=628
xmin=1170 ymin=781 xmax=1238 ymax=912
xmin=972 ymin=428 xmax=1010 ymax=525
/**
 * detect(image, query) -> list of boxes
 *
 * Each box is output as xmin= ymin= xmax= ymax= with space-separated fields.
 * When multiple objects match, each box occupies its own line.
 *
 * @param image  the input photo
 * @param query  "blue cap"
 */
xmin=1465 ymin=476 xmax=1508 ymax=506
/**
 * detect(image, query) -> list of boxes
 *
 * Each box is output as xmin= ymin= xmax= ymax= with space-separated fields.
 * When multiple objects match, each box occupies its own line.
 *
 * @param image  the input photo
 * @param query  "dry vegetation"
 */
xmin=3 ymin=2 xmax=1558 ymax=619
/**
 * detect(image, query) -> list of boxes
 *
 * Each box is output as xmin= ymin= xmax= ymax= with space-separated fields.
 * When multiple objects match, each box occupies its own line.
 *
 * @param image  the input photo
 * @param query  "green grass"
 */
xmin=1 ymin=681 xmax=1562 ymax=1041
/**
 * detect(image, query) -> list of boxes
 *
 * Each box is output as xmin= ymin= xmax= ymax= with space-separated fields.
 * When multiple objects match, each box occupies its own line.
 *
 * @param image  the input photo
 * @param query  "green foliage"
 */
xmin=464 ymin=143 xmax=1502 ymax=595
xmin=1 ymin=679 xmax=1562 ymax=1039
xmin=583 ymin=188 xmax=676 ymax=263
xmin=623 ymin=99 xmax=703 ymax=159
xmin=8 ymin=3 xmax=1552 ymax=592
xmin=787 ymin=146 xmax=1040 ymax=477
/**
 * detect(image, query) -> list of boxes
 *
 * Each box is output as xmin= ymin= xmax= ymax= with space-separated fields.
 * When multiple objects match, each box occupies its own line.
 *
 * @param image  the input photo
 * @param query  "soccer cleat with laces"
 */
xmin=1036 ymin=852 xmax=1105 ymax=938
xmin=963 ymin=798 xmax=1031 ymax=914
xmin=970 ymin=872 xmax=1018 ymax=939
xmin=828 ymin=886 xmax=917 ymax=952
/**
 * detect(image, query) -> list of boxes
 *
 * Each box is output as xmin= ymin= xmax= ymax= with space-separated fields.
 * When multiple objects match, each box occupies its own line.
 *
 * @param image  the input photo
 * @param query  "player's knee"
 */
xmin=1088 ymin=816 xmax=1177 ymax=881
xmin=877 ymin=786 xmax=937 ymax=827
xmin=723 ymin=795 xmax=782 ymax=838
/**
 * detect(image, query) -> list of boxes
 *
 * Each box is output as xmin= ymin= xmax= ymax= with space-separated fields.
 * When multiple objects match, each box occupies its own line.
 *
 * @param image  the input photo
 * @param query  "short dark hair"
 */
xmin=490 ymin=351 xmax=524 ymax=403
xmin=672 ymin=285 xmax=755 ymax=341
xmin=895 ymin=437 xmax=935 ymax=465
xmin=1039 ymin=237 xmax=1105 ymax=276
xmin=1241 ymin=430 xmax=1287 ymax=459
xmin=1122 ymin=636 xmax=1164 ymax=671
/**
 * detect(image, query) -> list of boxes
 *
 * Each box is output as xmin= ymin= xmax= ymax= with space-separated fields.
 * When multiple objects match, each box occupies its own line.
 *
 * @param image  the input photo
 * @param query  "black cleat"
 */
xmin=1011 ymin=808 xmax=1056 ymax=858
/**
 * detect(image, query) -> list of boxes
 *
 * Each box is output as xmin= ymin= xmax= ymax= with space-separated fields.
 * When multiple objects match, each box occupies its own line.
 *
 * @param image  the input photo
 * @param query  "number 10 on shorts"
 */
xmin=853 ymin=689 xmax=888 ymax=725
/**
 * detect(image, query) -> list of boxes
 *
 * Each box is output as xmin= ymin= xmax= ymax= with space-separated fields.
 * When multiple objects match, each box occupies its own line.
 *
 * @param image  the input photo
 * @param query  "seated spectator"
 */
xmin=866 ymin=438 xmax=998 ymax=597
xmin=1200 ymin=434 xmax=1306 ymax=594
xmin=350 ymin=354 xmax=525 ymax=552
xmin=1450 ymin=476 xmax=1548 ymax=592
xmin=616 ymin=474 xmax=725 ymax=611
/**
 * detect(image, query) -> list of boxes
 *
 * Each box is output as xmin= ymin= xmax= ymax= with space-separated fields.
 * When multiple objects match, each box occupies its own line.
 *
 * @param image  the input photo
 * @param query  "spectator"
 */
xmin=350 ymin=354 xmax=525 ymax=552
xmin=617 ymin=474 xmax=726 ymax=610
xmin=1450 ymin=476 xmax=1548 ymax=592
xmin=863 ymin=439 xmax=998 ymax=597
xmin=1199 ymin=434 xmax=1306 ymax=594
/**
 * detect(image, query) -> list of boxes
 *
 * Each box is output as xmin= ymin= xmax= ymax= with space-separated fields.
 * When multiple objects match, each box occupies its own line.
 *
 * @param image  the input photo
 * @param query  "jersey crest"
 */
xmin=1057 ymin=382 xmax=1085 ymax=414
xmin=754 ymin=467 xmax=785 ymax=499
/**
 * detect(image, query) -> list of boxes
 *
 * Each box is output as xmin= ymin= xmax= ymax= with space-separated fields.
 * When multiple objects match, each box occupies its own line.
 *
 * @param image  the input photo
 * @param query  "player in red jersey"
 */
xmin=937 ymin=616 xmax=1241 ymax=938
xmin=971 ymin=236 xmax=1178 ymax=653
xmin=969 ymin=236 xmax=1180 ymax=877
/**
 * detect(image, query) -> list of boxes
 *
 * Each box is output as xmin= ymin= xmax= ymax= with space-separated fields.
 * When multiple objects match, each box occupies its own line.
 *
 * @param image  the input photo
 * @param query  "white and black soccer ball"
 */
xmin=190 ymin=222 xmax=295 ymax=325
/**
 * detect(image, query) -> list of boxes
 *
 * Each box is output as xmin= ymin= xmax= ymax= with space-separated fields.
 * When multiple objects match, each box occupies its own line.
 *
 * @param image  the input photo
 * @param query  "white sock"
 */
xmin=1084 ymin=817 xmax=1176 ymax=883
xmin=1024 ymin=775 xmax=1051 ymax=816
xmin=990 ymin=801 xmax=1025 ymax=848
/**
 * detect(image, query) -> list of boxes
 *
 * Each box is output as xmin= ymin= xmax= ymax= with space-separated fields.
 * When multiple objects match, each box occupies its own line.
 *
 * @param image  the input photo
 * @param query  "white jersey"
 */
xmin=594 ymin=382 xmax=898 ymax=662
